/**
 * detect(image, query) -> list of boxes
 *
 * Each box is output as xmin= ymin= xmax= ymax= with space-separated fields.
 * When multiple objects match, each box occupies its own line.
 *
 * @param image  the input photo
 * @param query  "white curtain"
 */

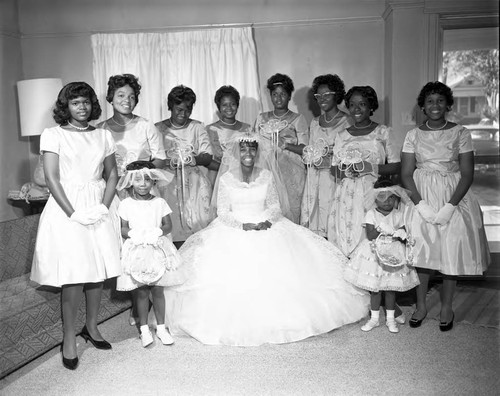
xmin=91 ymin=28 xmax=261 ymax=126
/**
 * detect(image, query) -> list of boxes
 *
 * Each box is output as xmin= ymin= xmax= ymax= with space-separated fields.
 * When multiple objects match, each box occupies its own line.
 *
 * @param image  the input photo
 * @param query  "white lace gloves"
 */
xmin=128 ymin=227 xmax=163 ymax=245
xmin=415 ymin=200 xmax=437 ymax=223
xmin=70 ymin=204 xmax=108 ymax=226
xmin=434 ymin=203 xmax=456 ymax=225
xmin=416 ymin=200 xmax=456 ymax=225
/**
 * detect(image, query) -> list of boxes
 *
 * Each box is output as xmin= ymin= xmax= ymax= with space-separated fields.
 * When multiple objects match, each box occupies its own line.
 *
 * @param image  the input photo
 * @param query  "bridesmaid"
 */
xmin=301 ymin=74 xmax=351 ymax=237
xmin=254 ymin=73 xmax=309 ymax=223
xmin=31 ymin=82 xmax=121 ymax=370
xmin=97 ymin=74 xmax=166 ymax=179
xmin=327 ymin=86 xmax=400 ymax=257
xmin=155 ymin=85 xmax=213 ymax=242
xmin=206 ymin=85 xmax=252 ymax=185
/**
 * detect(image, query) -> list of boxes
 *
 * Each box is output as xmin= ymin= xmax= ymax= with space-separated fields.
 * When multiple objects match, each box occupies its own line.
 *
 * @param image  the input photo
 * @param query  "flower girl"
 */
xmin=343 ymin=179 xmax=420 ymax=333
xmin=116 ymin=161 xmax=183 ymax=347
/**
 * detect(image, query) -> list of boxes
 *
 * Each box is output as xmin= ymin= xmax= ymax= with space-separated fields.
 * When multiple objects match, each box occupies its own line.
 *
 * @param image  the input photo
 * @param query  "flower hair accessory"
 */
xmin=116 ymin=167 xmax=170 ymax=191
xmin=235 ymin=131 xmax=260 ymax=143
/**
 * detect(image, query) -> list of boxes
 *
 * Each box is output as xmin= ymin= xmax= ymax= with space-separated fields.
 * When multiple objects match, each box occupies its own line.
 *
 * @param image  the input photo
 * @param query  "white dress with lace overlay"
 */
xmin=165 ymin=169 xmax=369 ymax=346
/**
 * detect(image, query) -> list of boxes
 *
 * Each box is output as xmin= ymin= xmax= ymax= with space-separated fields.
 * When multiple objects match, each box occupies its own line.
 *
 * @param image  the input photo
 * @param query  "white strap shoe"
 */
xmin=386 ymin=319 xmax=400 ymax=333
xmin=156 ymin=328 xmax=174 ymax=345
xmin=361 ymin=318 xmax=380 ymax=332
xmin=395 ymin=313 xmax=406 ymax=325
xmin=140 ymin=329 xmax=154 ymax=347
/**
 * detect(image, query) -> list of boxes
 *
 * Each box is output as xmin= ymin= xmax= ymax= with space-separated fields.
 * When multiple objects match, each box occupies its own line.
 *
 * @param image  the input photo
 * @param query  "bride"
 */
xmin=165 ymin=132 xmax=369 ymax=346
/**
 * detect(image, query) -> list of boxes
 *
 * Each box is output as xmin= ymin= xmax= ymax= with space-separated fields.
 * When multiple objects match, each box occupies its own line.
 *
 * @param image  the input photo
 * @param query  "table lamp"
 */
xmin=17 ymin=78 xmax=63 ymax=186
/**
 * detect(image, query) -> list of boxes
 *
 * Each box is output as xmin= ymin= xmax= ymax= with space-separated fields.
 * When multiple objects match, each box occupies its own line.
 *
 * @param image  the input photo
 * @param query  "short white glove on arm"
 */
xmin=88 ymin=204 xmax=109 ymax=221
xmin=434 ymin=203 xmax=456 ymax=225
xmin=415 ymin=200 xmax=437 ymax=224
xmin=70 ymin=210 xmax=99 ymax=226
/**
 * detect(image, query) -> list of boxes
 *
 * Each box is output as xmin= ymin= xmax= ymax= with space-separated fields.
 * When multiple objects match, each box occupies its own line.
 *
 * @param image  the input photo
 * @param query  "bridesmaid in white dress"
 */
xmin=206 ymin=85 xmax=253 ymax=186
xmin=165 ymin=132 xmax=369 ymax=346
xmin=31 ymin=82 xmax=121 ymax=370
xmin=327 ymin=86 xmax=401 ymax=257
xmin=254 ymin=73 xmax=309 ymax=223
xmin=401 ymin=81 xmax=490 ymax=331
xmin=155 ymin=85 xmax=213 ymax=242
xmin=97 ymin=74 xmax=166 ymax=179
xmin=301 ymin=74 xmax=351 ymax=237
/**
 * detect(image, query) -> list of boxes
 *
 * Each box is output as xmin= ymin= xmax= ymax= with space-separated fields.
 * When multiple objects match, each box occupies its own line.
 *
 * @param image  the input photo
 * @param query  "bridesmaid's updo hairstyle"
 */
xmin=345 ymin=86 xmax=379 ymax=115
xmin=312 ymin=74 xmax=346 ymax=105
xmin=106 ymin=74 xmax=142 ymax=104
xmin=267 ymin=73 xmax=294 ymax=96
xmin=53 ymin=82 xmax=101 ymax=125
xmin=168 ymin=85 xmax=196 ymax=111
xmin=214 ymin=85 xmax=240 ymax=110
xmin=417 ymin=81 xmax=454 ymax=109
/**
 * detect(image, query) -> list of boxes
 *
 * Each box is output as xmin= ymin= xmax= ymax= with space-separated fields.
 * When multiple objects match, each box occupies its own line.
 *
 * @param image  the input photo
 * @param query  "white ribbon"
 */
xmin=167 ymin=143 xmax=195 ymax=230
xmin=301 ymin=138 xmax=329 ymax=231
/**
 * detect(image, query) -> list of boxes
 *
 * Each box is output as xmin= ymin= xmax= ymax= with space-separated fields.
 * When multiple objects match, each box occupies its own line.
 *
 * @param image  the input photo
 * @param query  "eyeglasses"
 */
xmin=313 ymin=92 xmax=336 ymax=100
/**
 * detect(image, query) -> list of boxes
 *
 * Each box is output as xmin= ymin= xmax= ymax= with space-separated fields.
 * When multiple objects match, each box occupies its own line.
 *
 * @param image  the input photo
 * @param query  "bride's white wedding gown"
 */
xmin=165 ymin=169 xmax=369 ymax=346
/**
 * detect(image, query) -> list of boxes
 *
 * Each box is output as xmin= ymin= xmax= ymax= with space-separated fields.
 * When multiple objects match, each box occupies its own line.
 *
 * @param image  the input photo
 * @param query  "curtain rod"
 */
xmin=19 ymin=16 xmax=382 ymax=39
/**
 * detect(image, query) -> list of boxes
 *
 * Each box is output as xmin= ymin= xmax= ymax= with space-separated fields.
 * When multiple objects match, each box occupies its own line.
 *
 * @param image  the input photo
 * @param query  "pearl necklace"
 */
xmin=273 ymin=109 xmax=290 ymax=119
xmin=352 ymin=121 xmax=373 ymax=130
xmin=426 ymin=120 xmax=448 ymax=130
xmin=324 ymin=110 xmax=341 ymax=124
xmin=113 ymin=115 xmax=135 ymax=127
xmin=68 ymin=121 xmax=90 ymax=131
xmin=220 ymin=119 xmax=237 ymax=126
xmin=170 ymin=119 xmax=187 ymax=129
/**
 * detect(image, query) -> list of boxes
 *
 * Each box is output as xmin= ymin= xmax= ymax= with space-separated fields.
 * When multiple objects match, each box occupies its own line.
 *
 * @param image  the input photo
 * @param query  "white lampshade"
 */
xmin=17 ymin=78 xmax=63 ymax=137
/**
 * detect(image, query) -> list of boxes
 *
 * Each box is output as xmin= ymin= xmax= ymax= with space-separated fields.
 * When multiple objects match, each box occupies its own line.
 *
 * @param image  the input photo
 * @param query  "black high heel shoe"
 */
xmin=81 ymin=325 xmax=112 ymax=350
xmin=409 ymin=313 xmax=427 ymax=328
xmin=61 ymin=345 xmax=78 ymax=370
xmin=439 ymin=312 xmax=454 ymax=332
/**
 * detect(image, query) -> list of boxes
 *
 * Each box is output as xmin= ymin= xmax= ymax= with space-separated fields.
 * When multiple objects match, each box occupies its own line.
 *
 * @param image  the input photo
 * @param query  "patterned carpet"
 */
xmin=427 ymin=284 xmax=500 ymax=328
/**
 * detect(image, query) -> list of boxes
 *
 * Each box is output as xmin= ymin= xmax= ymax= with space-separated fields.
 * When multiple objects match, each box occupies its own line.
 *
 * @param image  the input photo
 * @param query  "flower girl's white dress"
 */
xmin=165 ymin=169 xmax=369 ymax=346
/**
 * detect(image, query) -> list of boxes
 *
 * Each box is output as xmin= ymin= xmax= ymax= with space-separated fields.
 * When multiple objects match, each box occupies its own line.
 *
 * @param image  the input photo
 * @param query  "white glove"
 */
xmin=434 ymin=203 xmax=456 ymax=225
xmin=415 ymin=200 xmax=437 ymax=224
xmin=393 ymin=228 xmax=408 ymax=240
xmin=143 ymin=228 xmax=163 ymax=245
xmin=88 ymin=204 xmax=109 ymax=221
xmin=70 ymin=204 xmax=108 ymax=226
xmin=376 ymin=222 xmax=395 ymax=235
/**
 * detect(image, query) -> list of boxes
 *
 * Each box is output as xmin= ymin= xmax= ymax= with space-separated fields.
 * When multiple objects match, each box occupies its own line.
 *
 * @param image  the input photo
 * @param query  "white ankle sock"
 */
xmin=156 ymin=324 xmax=166 ymax=332
xmin=371 ymin=310 xmax=380 ymax=321
xmin=140 ymin=325 xmax=150 ymax=334
xmin=386 ymin=310 xmax=395 ymax=320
